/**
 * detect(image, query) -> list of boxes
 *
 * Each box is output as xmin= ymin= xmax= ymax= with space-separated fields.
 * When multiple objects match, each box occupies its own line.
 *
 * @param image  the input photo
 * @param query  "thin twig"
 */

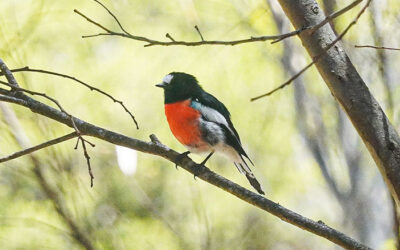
xmin=91 ymin=0 xmax=133 ymax=36
xmin=251 ymin=0 xmax=372 ymax=101
xmin=6 ymin=66 xmax=138 ymax=129
xmin=165 ymin=33 xmax=175 ymax=42
xmin=79 ymin=137 xmax=94 ymax=187
xmin=0 ymin=80 xmax=72 ymax=119
xmin=74 ymin=9 xmax=112 ymax=34
xmin=251 ymin=61 xmax=314 ymax=101
xmin=309 ymin=0 xmax=362 ymax=34
xmin=0 ymin=132 xmax=78 ymax=163
xmin=194 ymin=25 xmax=205 ymax=41
xmin=0 ymin=80 xmax=83 ymax=140
xmin=270 ymin=26 xmax=308 ymax=44
xmin=73 ymin=7 xmax=302 ymax=46
xmin=0 ymin=78 xmax=96 ymax=187
xmin=355 ymin=45 xmax=400 ymax=51
xmin=74 ymin=0 xmax=358 ymax=47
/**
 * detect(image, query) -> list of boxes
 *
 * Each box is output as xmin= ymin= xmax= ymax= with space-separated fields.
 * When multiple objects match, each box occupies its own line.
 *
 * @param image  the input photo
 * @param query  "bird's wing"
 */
xmin=192 ymin=92 xmax=262 ymax=194
xmin=192 ymin=92 xmax=253 ymax=164
xmin=194 ymin=91 xmax=241 ymax=141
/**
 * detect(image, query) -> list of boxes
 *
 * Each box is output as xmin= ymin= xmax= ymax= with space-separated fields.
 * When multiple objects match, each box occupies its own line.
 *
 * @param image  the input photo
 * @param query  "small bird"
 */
xmin=156 ymin=72 xmax=264 ymax=195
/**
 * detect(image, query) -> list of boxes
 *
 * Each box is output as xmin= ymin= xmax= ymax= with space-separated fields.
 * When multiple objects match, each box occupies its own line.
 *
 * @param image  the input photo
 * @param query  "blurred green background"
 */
xmin=0 ymin=0 xmax=399 ymax=249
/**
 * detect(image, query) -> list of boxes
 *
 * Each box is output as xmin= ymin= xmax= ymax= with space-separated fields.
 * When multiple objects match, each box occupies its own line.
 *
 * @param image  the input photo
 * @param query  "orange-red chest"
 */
xmin=164 ymin=99 xmax=202 ymax=146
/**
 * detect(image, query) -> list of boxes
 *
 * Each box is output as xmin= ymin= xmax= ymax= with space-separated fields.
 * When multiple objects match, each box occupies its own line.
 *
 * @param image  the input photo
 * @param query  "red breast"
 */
xmin=164 ymin=99 xmax=204 ymax=147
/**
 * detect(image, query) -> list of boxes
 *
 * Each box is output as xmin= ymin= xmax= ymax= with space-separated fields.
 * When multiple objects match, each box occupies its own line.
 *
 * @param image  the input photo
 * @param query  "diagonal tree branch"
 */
xmin=276 ymin=0 xmax=400 ymax=208
xmin=0 ymin=83 xmax=370 ymax=249
xmin=251 ymin=61 xmax=314 ymax=100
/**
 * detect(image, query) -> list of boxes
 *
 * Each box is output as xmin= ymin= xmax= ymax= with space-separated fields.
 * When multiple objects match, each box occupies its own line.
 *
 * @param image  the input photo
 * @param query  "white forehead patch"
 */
xmin=163 ymin=74 xmax=173 ymax=84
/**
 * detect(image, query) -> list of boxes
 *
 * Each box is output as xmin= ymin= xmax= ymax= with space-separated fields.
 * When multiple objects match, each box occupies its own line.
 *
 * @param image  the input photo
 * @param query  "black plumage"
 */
xmin=157 ymin=72 xmax=264 ymax=194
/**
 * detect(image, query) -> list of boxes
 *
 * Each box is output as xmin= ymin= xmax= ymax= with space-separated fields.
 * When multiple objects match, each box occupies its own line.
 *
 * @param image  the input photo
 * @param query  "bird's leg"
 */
xmin=174 ymin=151 xmax=190 ymax=169
xmin=194 ymin=151 xmax=214 ymax=179
xmin=200 ymin=151 xmax=214 ymax=165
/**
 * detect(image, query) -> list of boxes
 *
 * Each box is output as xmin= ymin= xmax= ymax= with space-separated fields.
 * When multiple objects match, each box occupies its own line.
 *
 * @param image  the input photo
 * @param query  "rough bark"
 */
xmin=268 ymin=1 xmax=373 ymax=244
xmin=277 ymin=0 xmax=400 ymax=207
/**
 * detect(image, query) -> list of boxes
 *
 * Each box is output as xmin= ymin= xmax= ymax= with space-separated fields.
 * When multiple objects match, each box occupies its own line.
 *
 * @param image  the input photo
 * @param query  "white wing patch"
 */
xmin=191 ymin=100 xmax=229 ymax=128
xmin=163 ymin=74 xmax=174 ymax=84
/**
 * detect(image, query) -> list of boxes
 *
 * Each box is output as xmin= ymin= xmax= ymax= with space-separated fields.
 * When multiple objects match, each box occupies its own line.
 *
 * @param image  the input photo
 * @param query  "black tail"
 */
xmin=245 ymin=173 xmax=265 ymax=195
xmin=234 ymin=161 xmax=265 ymax=195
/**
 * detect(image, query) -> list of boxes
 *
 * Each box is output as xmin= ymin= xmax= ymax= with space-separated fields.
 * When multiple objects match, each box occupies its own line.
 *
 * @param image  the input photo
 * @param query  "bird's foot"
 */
xmin=174 ymin=151 xmax=190 ymax=169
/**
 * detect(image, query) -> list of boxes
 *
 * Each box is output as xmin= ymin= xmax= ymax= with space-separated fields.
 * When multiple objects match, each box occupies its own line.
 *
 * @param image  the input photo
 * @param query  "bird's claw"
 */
xmin=174 ymin=151 xmax=190 ymax=170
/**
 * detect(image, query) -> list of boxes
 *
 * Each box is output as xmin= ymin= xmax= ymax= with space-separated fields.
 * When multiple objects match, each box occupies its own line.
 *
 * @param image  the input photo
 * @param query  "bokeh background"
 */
xmin=1 ymin=0 xmax=399 ymax=249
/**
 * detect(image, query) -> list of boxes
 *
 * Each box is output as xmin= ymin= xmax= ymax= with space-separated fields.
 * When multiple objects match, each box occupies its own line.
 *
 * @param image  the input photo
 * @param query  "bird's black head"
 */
xmin=156 ymin=72 xmax=203 ymax=103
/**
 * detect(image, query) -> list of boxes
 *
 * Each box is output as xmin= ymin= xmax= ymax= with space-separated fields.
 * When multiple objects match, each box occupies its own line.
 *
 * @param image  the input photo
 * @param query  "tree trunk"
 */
xmin=277 ymin=0 xmax=400 ymax=207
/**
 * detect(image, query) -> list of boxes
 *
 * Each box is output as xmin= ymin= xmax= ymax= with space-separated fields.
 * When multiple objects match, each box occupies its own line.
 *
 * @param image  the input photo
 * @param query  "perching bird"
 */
xmin=156 ymin=72 xmax=264 ymax=195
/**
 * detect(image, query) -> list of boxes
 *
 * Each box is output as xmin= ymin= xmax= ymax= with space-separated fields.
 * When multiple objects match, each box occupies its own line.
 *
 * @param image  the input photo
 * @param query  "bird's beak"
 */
xmin=155 ymin=82 xmax=167 ymax=88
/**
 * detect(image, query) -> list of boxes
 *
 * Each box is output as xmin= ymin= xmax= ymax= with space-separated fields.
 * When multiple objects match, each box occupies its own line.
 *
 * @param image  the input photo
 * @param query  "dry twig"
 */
xmin=0 ymin=132 xmax=78 ymax=163
xmin=251 ymin=0 xmax=372 ymax=101
xmin=5 ymin=66 xmax=138 ymax=129
xmin=0 ymin=62 xmax=96 ymax=187
xmin=355 ymin=45 xmax=400 ymax=51
xmin=74 ymin=0 xmax=360 ymax=47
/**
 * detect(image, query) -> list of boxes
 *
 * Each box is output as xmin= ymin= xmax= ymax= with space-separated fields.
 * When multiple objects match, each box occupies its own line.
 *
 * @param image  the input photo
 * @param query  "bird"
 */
xmin=156 ymin=72 xmax=264 ymax=195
